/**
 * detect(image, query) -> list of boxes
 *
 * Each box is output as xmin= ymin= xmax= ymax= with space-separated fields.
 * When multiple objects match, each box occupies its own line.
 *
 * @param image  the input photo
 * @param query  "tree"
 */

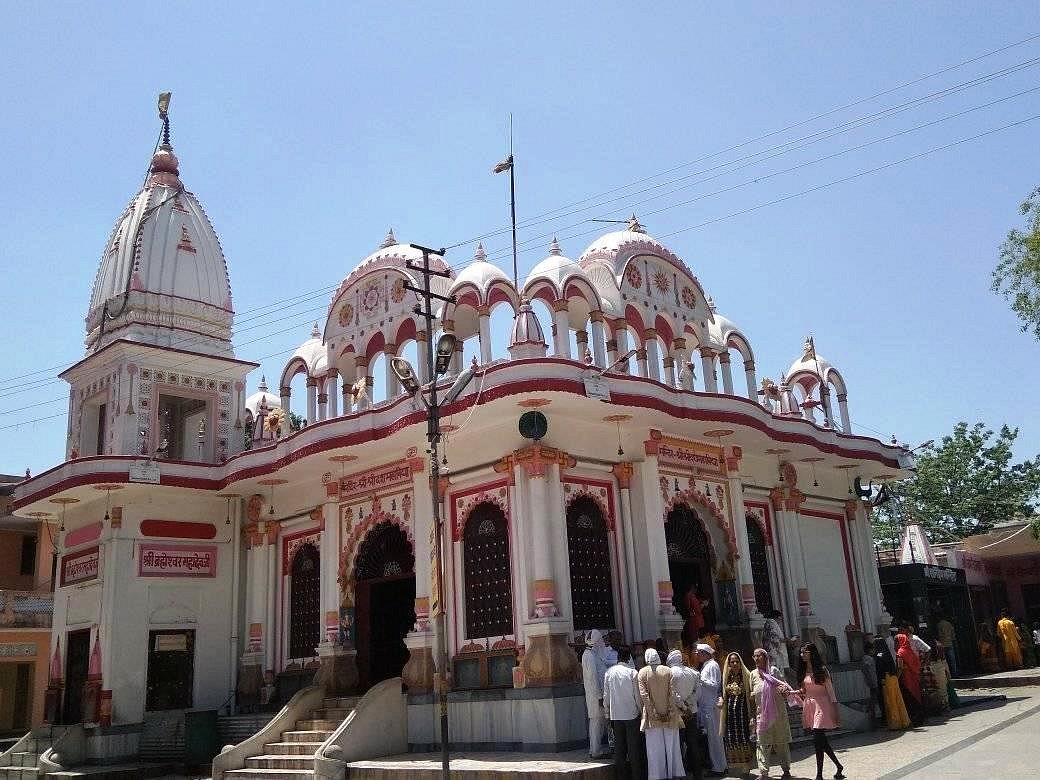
xmin=992 ymin=186 xmax=1040 ymax=339
xmin=877 ymin=422 xmax=1040 ymax=545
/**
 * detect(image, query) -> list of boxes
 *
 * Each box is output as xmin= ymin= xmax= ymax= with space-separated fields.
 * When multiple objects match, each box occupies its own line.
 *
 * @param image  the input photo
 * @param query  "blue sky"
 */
xmin=1 ymin=2 xmax=1039 ymax=476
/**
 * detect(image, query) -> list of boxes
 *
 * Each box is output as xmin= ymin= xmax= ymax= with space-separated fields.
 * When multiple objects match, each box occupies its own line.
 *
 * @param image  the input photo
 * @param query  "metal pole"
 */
xmin=508 ymin=114 xmax=518 ymax=289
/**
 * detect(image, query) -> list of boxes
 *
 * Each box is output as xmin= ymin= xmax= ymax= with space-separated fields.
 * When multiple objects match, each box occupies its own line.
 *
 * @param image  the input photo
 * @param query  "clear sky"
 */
xmin=1 ymin=3 xmax=1038 ymax=476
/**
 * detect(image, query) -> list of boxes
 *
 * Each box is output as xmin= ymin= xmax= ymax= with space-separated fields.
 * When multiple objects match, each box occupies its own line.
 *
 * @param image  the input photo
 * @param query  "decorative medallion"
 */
xmin=681 ymin=286 xmax=696 ymax=308
xmin=625 ymin=263 xmax=643 ymax=290
xmin=390 ymin=278 xmax=406 ymax=303
xmin=338 ymin=303 xmax=354 ymax=327
xmin=361 ymin=282 xmax=382 ymax=317
xmin=653 ymin=268 xmax=670 ymax=294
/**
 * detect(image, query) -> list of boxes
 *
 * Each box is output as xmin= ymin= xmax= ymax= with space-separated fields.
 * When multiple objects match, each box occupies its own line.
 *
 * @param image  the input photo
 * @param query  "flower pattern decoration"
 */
xmin=681 ymin=286 xmax=696 ymax=308
xmin=338 ymin=303 xmax=354 ymax=326
xmin=361 ymin=283 xmax=382 ymax=316
xmin=390 ymin=277 xmax=407 ymax=303
xmin=653 ymin=268 xmax=670 ymax=295
xmin=625 ymin=263 xmax=643 ymax=290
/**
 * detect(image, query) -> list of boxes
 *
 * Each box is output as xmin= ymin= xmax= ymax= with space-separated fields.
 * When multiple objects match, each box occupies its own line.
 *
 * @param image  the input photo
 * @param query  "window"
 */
xmin=157 ymin=394 xmax=210 ymax=461
xmin=463 ymin=502 xmax=513 ymax=639
xmin=288 ymin=544 xmax=320 ymax=660
xmin=146 ymin=630 xmax=195 ymax=711
xmin=80 ymin=399 xmax=107 ymax=456
xmin=746 ymin=515 xmax=774 ymax=615
xmin=19 ymin=535 xmax=37 ymax=577
xmin=566 ymin=496 xmax=615 ymax=630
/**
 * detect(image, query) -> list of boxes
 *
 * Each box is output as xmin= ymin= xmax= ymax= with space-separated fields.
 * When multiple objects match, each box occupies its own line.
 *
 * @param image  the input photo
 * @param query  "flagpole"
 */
xmin=508 ymin=114 xmax=519 ymax=288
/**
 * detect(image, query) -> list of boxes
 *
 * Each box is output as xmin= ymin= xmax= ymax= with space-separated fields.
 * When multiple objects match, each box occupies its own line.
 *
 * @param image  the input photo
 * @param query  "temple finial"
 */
xmin=381 ymin=227 xmax=397 ymax=248
xmin=549 ymin=236 xmax=561 ymax=256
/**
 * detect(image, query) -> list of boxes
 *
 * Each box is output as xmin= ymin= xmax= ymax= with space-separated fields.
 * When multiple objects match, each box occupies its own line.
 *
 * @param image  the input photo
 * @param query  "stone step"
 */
xmin=8 ymin=755 xmax=36 ymax=769
xmin=293 ymin=719 xmax=339 ymax=731
xmin=246 ymin=755 xmax=314 ymax=770
xmin=0 ymin=769 xmax=39 ymax=779
xmin=322 ymin=697 xmax=358 ymax=710
xmin=264 ymin=742 xmax=323 ymax=756
xmin=225 ymin=769 xmax=314 ymax=779
xmin=310 ymin=707 xmax=351 ymax=720
xmin=281 ymin=730 xmax=332 ymax=744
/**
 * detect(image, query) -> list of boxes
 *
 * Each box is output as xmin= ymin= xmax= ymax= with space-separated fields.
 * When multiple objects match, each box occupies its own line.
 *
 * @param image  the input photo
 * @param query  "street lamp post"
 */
xmin=398 ymin=245 xmax=477 ymax=780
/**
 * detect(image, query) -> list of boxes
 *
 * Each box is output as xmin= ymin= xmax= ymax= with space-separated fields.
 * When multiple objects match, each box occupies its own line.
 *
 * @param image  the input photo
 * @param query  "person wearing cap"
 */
xmin=638 ymin=648 xmax=684 ymax=779
xmin=695 ymin=643 xmax=726 ymax=775
xmin=604 ymin=646 xmax=644 ymax=779
xmin=583 ymin=629 xmax=610 ymax=758
xmin=668 ymin=648 xmax=703 ymax=780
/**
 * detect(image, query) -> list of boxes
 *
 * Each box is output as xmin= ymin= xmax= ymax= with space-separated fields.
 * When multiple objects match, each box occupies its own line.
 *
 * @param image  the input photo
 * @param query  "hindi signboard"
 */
xmin=582 ymin=375 xmax=611 ymax=402
xmin=138 ymin=543 xmax=218 ymax=578
xmin=657 ymin=439 xmax=724 ymax=474
xmin=129 ymin=460 xmax=161 ymax=484
xmin=61 ymin=546 xmax=99 ymax=587
xmin=339 ymin=459 xmax=414 ymax=497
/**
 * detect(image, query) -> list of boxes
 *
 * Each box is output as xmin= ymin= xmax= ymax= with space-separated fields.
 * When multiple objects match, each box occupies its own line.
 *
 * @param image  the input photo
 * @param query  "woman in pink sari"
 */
xmin=895 ymin=632 xmax=923 ymax=726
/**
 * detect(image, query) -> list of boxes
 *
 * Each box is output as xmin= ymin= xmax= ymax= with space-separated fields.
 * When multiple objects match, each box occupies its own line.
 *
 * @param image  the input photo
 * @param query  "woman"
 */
xmin=871 ymin=637 xmax=909 ymax=730
xmin=637 ymin=648 xmax=685 ymax=780
xmin=977 ymin=623 xmax=1000 ymax=673
xmin=895 ymin=632 xmax=924 ymax=726
xmin=997 ymin=610 xmax=1023 ymax=669
xmin=718 ymin=652 xmax=755 ymax=776
xmin=750 ymin=648 xmax=793 ymax=780
xmin=796 ymin=644 xmax=845 ymax=780
xmin=762 ymin=610 xmax=791 ymax=680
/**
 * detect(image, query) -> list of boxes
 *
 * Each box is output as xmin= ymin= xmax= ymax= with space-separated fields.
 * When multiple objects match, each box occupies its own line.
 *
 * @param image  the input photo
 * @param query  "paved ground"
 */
xmin=151 ymin=686 xmax=1040 ymax=779
xmin=952 ymin=665 xmax=1040 ymax=688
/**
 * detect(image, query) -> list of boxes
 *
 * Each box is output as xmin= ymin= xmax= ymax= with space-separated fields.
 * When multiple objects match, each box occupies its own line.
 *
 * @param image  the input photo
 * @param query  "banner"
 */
xmin=138 ymin=543 xmax=217 ymax=578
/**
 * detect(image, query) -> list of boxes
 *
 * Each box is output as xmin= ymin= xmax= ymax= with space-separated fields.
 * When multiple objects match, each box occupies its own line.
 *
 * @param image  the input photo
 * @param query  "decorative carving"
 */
xmin=521 ymin=633 xmax=580 ymax=687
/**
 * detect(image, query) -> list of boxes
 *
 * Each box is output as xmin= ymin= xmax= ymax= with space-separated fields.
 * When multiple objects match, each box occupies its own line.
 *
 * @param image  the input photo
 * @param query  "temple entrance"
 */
xmin=62 ymin=629 xmax=90 ymax=724
xmin=665 ymin=503 xmax=716 ymax=645
xmin=566 ymin=495 xmax=616 ymax=631
xmin=354 ymin=522 xmax=415 ymax=690
xmin=289 ymin=543 xmax=321 ymax=660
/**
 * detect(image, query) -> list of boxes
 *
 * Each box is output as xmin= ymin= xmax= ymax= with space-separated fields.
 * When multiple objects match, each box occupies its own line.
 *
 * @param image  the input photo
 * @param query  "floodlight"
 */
xmin=442 ymin=364 xmax=477 ymax=405
xmin=391 ymin=357 xmax=421 ymax=395
xmin=598 ymin=348 xmax=638 ymax=375
xmin=435 ymin=333 xmax=457 ymax=375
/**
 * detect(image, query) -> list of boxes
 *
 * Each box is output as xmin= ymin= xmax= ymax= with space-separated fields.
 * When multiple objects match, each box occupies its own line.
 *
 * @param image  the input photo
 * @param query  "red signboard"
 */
xmin=61 ymin=546 xmax=100 ymax=587
xmin=138 ymin=543 xmax=218 ymax=578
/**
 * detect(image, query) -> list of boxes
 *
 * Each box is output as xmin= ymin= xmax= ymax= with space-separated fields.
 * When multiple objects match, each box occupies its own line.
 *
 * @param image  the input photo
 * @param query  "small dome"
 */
xmin=787 ymin=337 xmax=835 ymax=382
xmin=245 ymin=375 xmax=281 ymax=415
xmin=508 ymin=297 xmax=548 ymax=359
xmin=335 ymin=229 xmax=454 ymax=294
xmin=578 ymin=215 xmax=691 ymax=280
xmin=524 ymin=237 xmax=589 ymax=297
xmin=449 ymin=242 xmax=511 ymax=301
xmin=706 ymin=297 xmax=741 ymax=350
xmin=290 ymin=323 xmax=327 ymax=377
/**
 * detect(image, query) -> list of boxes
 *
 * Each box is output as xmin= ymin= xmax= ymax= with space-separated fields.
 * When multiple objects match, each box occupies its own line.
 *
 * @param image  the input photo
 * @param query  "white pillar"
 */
xmin=523 ymin=453 xmax=559 ymax=618
xmin=744 ymin=359 xmax=757 ymax=402
xmin=699 ymin=348 xmax=718 ymax=393
xmin=385 ymin=345 xmax=400 ymax=398
xmin=719 ymin=351 xmax=735 ymax=395
xmin=644 ymin=330 xmax=661 ymax=381
xmin=477 ymin=308 xmax=493 ymax=365
xmin=317 ymin=387 xmax=328 ymax=422
xmin=320 ymin=500 xmax=341 ymax=644
xmin=305 ymin=378 xmax=317 ymax=425
xmin=614 ymin=463 xmax=643 ymax=641
xmin=279 ymin=388 xmax=291 ymax=432
xmin=615 ymin=327 xmax=630 ymax=373
xmin=726 ymin=449 xmax=761 ymax=622
xmin=590 ymin=313 xmax=607 ymax=368
xmin=636 ymin=348 xmax=649 ymax=378
xmin=416 ymin=331 xmax=430 ymax=384
xmin=854 ymin=501 xmax=891 ymax=630
xmin=662 ymin=356 xmax=676 ymax=388
xmin=837 ymin=393 xmax=851 ymax=434
xmin=770 ymin=492 xmax=802 ymax=637
xmin=634 ymin=453 xmax=674 ymax=633
xmin=354 ymin=359 xmax=369 ymax=411
xmin=326 ymin=370 xmax=338 ymax=418
xmin=575 ymin=329 xmax=589 ymax=364
xmin=552 ymin=301 xmax=571 ymax=358
xmin=451 ymin=343 xmax=463 ymax=376
xmin=820 ymin=385 xmax=835 ymax=428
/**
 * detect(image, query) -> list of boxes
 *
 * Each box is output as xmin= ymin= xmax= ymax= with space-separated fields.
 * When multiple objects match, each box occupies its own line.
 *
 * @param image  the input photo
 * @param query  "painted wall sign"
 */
xmin=61 ymin=546 xmax=100 ymax=587
xmin=138 ymin=543 xmax=217 ymax=578
xmin=0 ymin=643 xmax=36 ymax=657
xmin=153 ymin=633 xmax=188 ymax=651
xmin=656 ymin=441 xmax=723 ymax=473
xmin=140 ymin=519 xmax=217 ymax=540
xmin=339 ymin=458 xmax=416 ymax=497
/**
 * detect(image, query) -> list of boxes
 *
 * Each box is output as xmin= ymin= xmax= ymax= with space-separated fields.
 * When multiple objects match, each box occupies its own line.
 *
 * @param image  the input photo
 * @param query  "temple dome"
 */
xmin=578 ymin=215 xmax=692 ymax=281
xmin=787 ymin=344 xmax=835 ymax=382
xmin=508 ymin=297 xmax=548 ymax=359
xmin=524 ymin=237 xmax=589 ymax=297
xmin=449 ymin=243 xmax=511 ymax=301
xmin=87 ymin=141 xmax=234 ymax=357
xmin=245 ymin=375 xmax=281 ymax=415
xmin=291 ymin=323 xmax=327 ymax=377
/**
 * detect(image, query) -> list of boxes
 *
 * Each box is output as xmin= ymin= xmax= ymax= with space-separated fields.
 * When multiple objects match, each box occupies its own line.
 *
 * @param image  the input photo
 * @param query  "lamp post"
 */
xmin=397 ymin=245 xmax=477 ymax=779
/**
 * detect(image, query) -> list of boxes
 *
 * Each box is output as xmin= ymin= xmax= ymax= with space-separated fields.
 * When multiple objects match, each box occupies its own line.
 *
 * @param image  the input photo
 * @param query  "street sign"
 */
xmin=129 ymin=460 xmax=160 ymax=484
xmin=583 ymin=374 xmax=611 ymax=401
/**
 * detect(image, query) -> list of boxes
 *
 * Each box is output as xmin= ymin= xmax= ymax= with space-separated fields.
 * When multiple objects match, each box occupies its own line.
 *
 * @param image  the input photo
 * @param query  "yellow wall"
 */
xmin=0 ymin=530 xmax=34 ymax=591
xmin=0 ymin=631 xmax=50 ymax=731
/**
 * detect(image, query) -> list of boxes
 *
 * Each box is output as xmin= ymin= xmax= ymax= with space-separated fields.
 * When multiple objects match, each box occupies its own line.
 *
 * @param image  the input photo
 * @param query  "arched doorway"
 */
xmin=746 ymin=515 xmax=775 ymax=615
xmin=565 ymin=495 xmax=615 ymax=631
xmin=462 ymin=502 xmax=513 ymax=639
xmin=665 ymin=503 xmax=716 ymax=643
xmin=289 ymin=543 xmax=320 ymax=660
xmin=354 ymin=522 xmax=415 ymax=690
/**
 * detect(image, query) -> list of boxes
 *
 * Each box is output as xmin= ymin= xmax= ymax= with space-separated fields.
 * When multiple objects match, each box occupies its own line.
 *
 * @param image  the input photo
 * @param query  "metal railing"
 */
xmin=0 ymin=589 xmax=53 ymax=629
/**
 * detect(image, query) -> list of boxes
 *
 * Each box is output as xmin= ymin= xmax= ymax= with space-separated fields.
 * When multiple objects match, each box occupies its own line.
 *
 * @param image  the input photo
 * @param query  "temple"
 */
xmin=10 ymin=110 xmax=912 ymax=770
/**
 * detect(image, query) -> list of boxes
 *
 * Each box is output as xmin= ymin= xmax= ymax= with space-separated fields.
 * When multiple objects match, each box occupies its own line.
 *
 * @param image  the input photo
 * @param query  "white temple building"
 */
xmin=9 ymin=110 xmax=914 ymax=773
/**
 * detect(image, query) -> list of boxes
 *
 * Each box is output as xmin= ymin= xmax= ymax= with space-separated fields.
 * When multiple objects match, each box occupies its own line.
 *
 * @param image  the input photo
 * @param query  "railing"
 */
xmin=0 ymin=589 xmax=53 ymax=629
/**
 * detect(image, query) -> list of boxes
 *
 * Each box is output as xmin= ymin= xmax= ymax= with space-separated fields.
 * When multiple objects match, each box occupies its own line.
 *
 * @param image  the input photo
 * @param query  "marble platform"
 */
xmin=347 ymin=749 xmax=611 ymax=779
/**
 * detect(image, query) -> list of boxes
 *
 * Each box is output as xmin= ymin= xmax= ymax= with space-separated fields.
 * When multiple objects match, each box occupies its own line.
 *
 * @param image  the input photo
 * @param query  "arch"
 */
xmin=665 ymin=502 xmax=717 ymax=633
xmin=623 ymin=304 xmax=647 ymax=344
xmin=488 ymin=299 xmax=517 ymax=361
xmin=726 ymin=332 xmax=754 ymax=365
xmin=394 ymin=318 xmax=418 ymax=346
xmin=746 ymin=515 xmax=775 ymax=615
xmin=338 ymin=502 xmax=414 ymax=593
xmin=363 ymin=331 xmax=387 ymax=365
xmin=565 ymin=495 xmax=616 ymax=630
xmin=279 ymin=356 xmax=309 ymax=390
xmin=524 ymin=279 xmax=562 ymax=308
xmin=462 ymin=501 xmax=514 ymax=639
xmin=486 ymin=281 xmax=520 ymax=312
xmin=288 ymin=542 xmax=320 ymax=659
xmin=355 ymin=521 xmax=415 ymax=581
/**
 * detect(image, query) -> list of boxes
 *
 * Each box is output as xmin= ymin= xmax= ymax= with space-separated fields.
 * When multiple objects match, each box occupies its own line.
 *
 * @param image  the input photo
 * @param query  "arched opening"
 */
xmin=566 ymin=496 xmax=616 ymax=631
xmin=488 ymin=300 xmax=516 ymax=361
xmin=289 ymin=543 xmax=321 ymax=660
xmin=354 ymin=522 xmax=416 ymax=690
xmin=463 ymin=502 xmax=513 ymax=639
xmin=665 ymin=503 xmax=716 ymax=645
xmin=746 ymin=516 xmax=775 ymax=615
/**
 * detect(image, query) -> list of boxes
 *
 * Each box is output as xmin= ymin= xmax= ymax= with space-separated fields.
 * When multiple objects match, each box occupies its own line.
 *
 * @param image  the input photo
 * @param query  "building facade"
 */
xmin=11 ymin=116 xmax=911 ymax=757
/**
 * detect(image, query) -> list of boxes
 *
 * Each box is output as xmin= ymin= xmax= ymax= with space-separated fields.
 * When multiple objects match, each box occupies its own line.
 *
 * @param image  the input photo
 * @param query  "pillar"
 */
xmin=315 ymin=498 xmax=358 ymax=694
xmin=451 ymin=341 xmax=463 ymax=376
xmin=306 ymin=377 xmax=317 ymax=425
xmin=615 ymin=326 xmax=630 ymax=373
xmin=837 ymin=393 xmax=851 ymax=434
xmin=317 ymin=389 xmax=328 ymax=422
xmin=662 ymin=356 xmax=676 ymax=387
xmin=279 ymin=386 xmax=291 ymax=432
xmin=769 ymin=489 xmax=801 ymax=637
xmin=636 ymin=348 xmax=649 ymax=378
xmin=416 ymin=330 xmax=430 ymax=384
xmin=238 ymin=515 xmax=278 ymax=710
xmin=771 ymin=487 xmax=815 ymax=634
xmin=605 ymin=338 xmax=618 ymax=370
xmin=354 ymin=358 xmax=369 ymax=410
xmin=699 ymin=348 xmax=718 ymax=393
xmin=575 ymin=328 xmax=589 ymax=363
xmin=613 ymin=463 xmax=642 ymax=641
xmin=403 ymin=457 xmax=436 ymax=693
xmin=849 ymin=500 xmax=891 ymax=632
xmin=384 ymin=344 xmax=399 ymax=398
xmin=552 ymin=300 xmax=571 ymax=358
xmin=590 ymin=311 xmax=607 ymax=368
xmin=820 ymin=384 xmax=835 ymax=428
xmin=726 ymin=447 xmax=761 ymax=623
xmin=326 ymin=369 xmax=338 ymax=418
xmin=644 ymin=329 xmax=661 ymax=381
xmin=635 ymin=442 xmax=677 ymax=640
xmin=744 ymin=359 xmax=757 ymax=403
xmin=718 ymin=351 xmax=735 ymax=395
xmin=477 ymin=306 xmax=493 ymax=365
xmin=524 ymin=452 xmax=558 ymax=618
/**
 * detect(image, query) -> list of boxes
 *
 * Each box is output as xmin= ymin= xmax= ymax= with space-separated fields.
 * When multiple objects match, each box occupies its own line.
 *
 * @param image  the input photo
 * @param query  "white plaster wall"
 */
xmin=626 ymin=470 xmax=660 ymax=640
xmin=799 ymin=514 xmax=855 ymax=662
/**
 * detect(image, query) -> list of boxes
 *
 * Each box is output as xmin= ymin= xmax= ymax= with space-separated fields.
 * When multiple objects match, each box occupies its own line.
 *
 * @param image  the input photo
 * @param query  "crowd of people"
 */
xmin=976 ymin=608 xmax=1039 ymax=672
xmin=582 ymin=625 xmax=846 ymax=780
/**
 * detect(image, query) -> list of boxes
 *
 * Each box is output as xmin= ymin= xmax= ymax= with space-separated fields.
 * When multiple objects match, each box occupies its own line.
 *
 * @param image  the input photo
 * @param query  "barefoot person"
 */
xmin=638 ymin=648 xmax=684 ymax=780
xmin=719 ymin=652 xmax=755 ymax=776
xmin=796 ymin=643 xmax=845 ymax=780
xmin=750 ymin=648 xmax=793 ymax=779
xmin=604 ymin=646 xmax=644 ymax=780
xmin=695 ymin=643 xmax=727 ymax=776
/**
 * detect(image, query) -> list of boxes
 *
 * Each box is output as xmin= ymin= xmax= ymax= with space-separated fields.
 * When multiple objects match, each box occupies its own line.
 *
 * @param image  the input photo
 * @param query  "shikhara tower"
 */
xmin=13 ymin=102 xmax=911 ymax=769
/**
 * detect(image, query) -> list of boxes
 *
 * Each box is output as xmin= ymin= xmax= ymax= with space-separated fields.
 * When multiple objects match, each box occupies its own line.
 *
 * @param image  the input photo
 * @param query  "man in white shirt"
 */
xmin=603 ymin=646 xmax=644 ymax=779
xmin=695 ymin=644 xmax=726 ymax=775
xmin=667 ymin=649 xmax=703 ymax=780
xmin=582 ymin=630 xmax=610 ymax=758
xmin=906 ymin=621 xmax=931 ymax=658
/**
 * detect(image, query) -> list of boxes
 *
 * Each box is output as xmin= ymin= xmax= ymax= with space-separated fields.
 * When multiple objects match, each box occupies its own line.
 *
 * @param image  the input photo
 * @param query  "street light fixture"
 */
xmin=391 ymin=357 xmax=421 ymax=395
xmin=435 ymin=333 xmax=456 ymax=375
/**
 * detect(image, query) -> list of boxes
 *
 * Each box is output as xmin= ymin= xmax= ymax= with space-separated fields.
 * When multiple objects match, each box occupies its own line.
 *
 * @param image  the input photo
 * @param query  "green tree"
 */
xmin=993 ymin=186 xmax=1040 ymax=339
xmin=877 ymin=422 xmax=1040 ymax=544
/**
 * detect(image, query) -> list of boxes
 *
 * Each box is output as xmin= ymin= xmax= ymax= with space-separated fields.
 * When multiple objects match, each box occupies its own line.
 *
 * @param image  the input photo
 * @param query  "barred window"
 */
xmin=463 ymin=503 xmax=513 ymax=639
xmin=566 ymin=496 xmax=616 ymax=630
xmin=746 ymin=516 xmax=774 ymax=615
xmin=289 ymin=543 xmax=320 ymax=659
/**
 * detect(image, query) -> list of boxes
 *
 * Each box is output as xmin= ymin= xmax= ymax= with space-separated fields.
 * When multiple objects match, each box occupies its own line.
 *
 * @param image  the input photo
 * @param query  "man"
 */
xmin=604 ymin=646 xmax=644 ymax=780
xmin=750 ymin=648 xmax=792 ymax=780
xmin=583 ymin=629 xmax=610 ymax=758
xmin=761 ymin=609 xmax=790 ymax=680
xmin=667 ymin=649 xmax=703 ymax=780
xmin=638 ymin=648 xmax=684 ymax=780
xmin=935 ymin=615 xmax=958 ymax=677
xmin=695 ymin=643 xmax=726 ymax=776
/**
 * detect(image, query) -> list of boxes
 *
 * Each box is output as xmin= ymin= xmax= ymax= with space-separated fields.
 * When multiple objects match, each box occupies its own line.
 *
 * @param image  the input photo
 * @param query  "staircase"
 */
xmin=224 ymin=695 xmax=357 ymax=779
xmin=0 ymin=725 xmax=60 ymax=779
